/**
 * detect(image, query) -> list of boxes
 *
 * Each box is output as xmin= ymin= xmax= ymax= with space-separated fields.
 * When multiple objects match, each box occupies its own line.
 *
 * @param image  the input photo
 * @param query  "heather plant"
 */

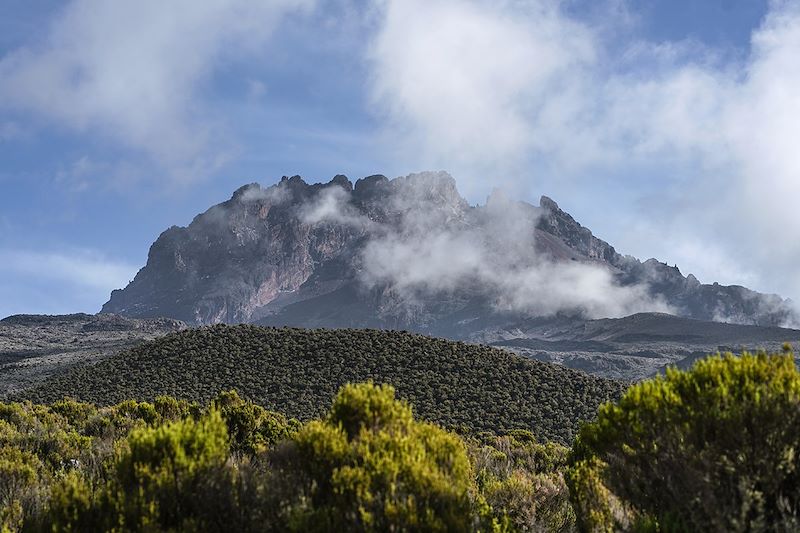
xmin=213 ymin=389 xmax=300 ymax=455
xmin=0 ymin=446 xmax=46 ymax=531
xmin=8 ymin=348 xmax=800 ymax=532
xmin=109 ymin=409 xmax=232 ymax=530
xmin=268 ymin=382 xmax=496 ymax=532
xmin=1 ymin=383 xmax=561 ymax=532
xmin=16 ymin=326 xmax=624 ymax=444
xmin=472 ymin=431 xmax=575 ymax=532
xmin=568 ymin=348 xmax=800 ymax=532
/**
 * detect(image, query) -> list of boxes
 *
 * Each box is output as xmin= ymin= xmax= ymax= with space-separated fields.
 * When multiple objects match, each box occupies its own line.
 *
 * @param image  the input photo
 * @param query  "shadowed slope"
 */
xmin=16 ymin=325 xmax=624 ymax=444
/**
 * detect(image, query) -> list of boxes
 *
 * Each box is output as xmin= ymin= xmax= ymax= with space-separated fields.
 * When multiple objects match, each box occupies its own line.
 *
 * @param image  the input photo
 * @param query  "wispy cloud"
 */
xmin=0 ymin=248 xmax=138 ymax=292
xmin=367 ymin=0 xmax=596 ymax=195
xmin=0 ymin=248 xmax=138 ymax=318
xmin=0 ymin=0 xmax=315 ymax=183
xmin=322 ymin=172 xmax=673 ymax=319
xmin=2 ymin=0 xmax=799 ymax=317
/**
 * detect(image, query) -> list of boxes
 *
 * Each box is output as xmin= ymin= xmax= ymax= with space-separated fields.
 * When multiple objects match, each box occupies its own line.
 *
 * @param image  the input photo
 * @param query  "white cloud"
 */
xmin=0 ymin=248 xmax=138 ymax=292
xmin=300 ymin=185 xmax=373 ymax=228
xmin=358 ymin=174 xmax=672 ymax=319
xmin=0 ymin=249 xmax=139 ymax=317
xmin=368 ymin=0 xmax=595 ymax=193
xmin=0 ymin=0 xmax=315 ymax=182
xmin=367 ymin=0 xmax=736 ymax=181
xmin=367 ymin=0 xmax=800 ymax=302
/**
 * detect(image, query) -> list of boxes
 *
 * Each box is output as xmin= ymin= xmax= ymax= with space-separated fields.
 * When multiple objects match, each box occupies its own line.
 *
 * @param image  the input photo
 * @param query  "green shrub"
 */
xmin=269 ymin=382 xmax=495 ymax=532
xmin=472 ymin=432 xmax=575 ymax=532
xmin=111 ymin=400 xmax=160 ymax=426
xmin=45 ymin=471 xmax=102 ymax=532
xmin=568 ymin=349 xmax=800 ymax=532
xmin=110 ymin=409 xmax=233 ymax=531
xmin=49 ymin=400 xmax=97 ymax=430
xmin=153 ymin=395 xmax=198 ymax=422
xmin=17 ymin=326 xmax=623 ymax=444
xmin=0 ymin=383 xmax=592 ymax=531
xmin=0 ymin=447 xmax=45 ymax=531
xmin=44 ymin=408 xmax=238 ymax=532
xmin=0 ymin=402 xmax=92 ymax=472
xmin=212 ymin=390 xmax=300 ymax=455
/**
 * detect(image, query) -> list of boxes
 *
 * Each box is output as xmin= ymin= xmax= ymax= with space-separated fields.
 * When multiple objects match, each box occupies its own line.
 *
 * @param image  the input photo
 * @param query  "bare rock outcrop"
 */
xmin=102 ymin=172 xmax=798 ymax=331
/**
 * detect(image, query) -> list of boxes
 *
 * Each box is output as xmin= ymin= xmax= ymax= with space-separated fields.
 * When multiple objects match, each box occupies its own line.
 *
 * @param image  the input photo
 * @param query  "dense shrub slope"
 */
xmin=17 ymin=325 xmax=624 ymax=443
xmin=0 ymin=384 xmax=573 ymax=531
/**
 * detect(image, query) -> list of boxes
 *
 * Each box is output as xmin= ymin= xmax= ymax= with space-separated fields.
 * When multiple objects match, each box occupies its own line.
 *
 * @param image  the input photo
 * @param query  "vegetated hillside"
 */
xmin=0 ymin=384 xmax=574 ymax=531
xmin=16 ymin=325 xmax=625 ymax=444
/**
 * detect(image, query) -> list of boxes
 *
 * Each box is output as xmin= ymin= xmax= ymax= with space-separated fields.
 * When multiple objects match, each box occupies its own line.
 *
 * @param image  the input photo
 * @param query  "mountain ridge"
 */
xmin=0 ymin=313 xmax=186 ymax=396
xmin=103 ymin=171 xmax=795 ymax=329
xmin=98 ymin=171 xmax=799 ymax=381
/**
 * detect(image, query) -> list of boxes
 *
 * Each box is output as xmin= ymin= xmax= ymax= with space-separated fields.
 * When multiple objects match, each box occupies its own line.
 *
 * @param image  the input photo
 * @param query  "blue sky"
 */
xmin=3 ymin=0 xmax=798 ymax=319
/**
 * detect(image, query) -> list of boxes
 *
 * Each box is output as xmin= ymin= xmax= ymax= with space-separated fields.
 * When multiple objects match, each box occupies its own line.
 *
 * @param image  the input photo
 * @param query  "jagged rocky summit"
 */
xmin=103 ymin=171 xmax=795 ymax=332
xmin=99 ymin=171 xmax=800 ymax=380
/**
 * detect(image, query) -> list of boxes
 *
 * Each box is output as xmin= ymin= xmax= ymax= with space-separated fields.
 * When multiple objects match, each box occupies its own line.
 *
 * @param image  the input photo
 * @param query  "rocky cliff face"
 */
xmin=104 ymin=175 xmax=365 ymax=324
xmin=102 ymin=172 xmax=798 ymax=331
xmin=535 ymin=196 xmax=621 ymax=264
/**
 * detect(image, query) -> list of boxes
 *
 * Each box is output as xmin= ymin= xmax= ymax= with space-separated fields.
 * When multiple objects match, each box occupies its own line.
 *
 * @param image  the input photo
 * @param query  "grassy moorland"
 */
xmin=4 ymin=346 xmax=800 ymax=531
xmin=16 ymin=325 xmax=624 ymax=444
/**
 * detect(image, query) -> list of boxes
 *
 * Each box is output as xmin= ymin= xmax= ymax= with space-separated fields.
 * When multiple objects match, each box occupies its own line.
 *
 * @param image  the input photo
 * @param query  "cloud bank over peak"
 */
xmin=301 ymin=172 xmax=674 ymax=319
xmin=2 ymin=0 xmax=799 ymax=317
xmin=366 ymin=0 xmax=800 ymax=304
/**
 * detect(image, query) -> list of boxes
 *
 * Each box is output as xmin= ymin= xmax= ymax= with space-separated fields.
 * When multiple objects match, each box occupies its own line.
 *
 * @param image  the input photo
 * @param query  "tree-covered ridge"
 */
xmin=15 ymin=325 xmax=625 ymax=444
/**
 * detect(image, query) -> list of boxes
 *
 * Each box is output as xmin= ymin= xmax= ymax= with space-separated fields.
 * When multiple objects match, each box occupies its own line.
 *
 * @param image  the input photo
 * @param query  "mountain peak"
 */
xmin=390 ymin=171 xmax=467 ymax=212
xmin=231 ymin=183 xmax=262 ymax=202
xmin=329 ymin=174 xmax=353 ymax=191
xmin=354 ymin=174 xmax=389 ymax=197
xmin=540 ymin=195 xmax=560 ymax=211
xmin=102 ymin=172 xmax=798 ymax=330
xmin=395 ymin=170 xmax=458 ymax=194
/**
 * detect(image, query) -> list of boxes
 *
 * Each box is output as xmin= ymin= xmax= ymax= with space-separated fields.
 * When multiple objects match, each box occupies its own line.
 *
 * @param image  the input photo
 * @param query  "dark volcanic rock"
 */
xmin=102 ymin=172 xmax=798 ymax=336
xmin=532 ymin=196 xmax=794 ymax=327
xmin=484 ymin=313 xmax=800 ymax=380
xmin=536 ymin=195 xmax=621 ymax=264
xmin=104 ymin=175 xmax=366 ymax=324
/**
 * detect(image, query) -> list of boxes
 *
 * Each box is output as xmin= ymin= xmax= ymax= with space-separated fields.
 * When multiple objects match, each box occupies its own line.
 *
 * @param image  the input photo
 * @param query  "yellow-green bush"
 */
xmin=2 ymin=384 xmax=555 ymax=532
xmin=0 ymin=447 xmax=45 ymax=531
xmin=0 ymin=391 xmax=295 ymax=532
xmin=472 ymin=431 xmax=575 ymax=532
xmin=110 ymin=409 xmax=232 ymax=530
xmin=213 ymin=390 xmax=300 ymax=455
xmin=6 ymin=346 xmax=800 ymax=532
xmin=17 ymin=325 xmax=624 ymax=444
xmin=568 ymin=349 xmax=800 ymax=532
xmin=269 ymin=382 xmax=496 ymax=532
